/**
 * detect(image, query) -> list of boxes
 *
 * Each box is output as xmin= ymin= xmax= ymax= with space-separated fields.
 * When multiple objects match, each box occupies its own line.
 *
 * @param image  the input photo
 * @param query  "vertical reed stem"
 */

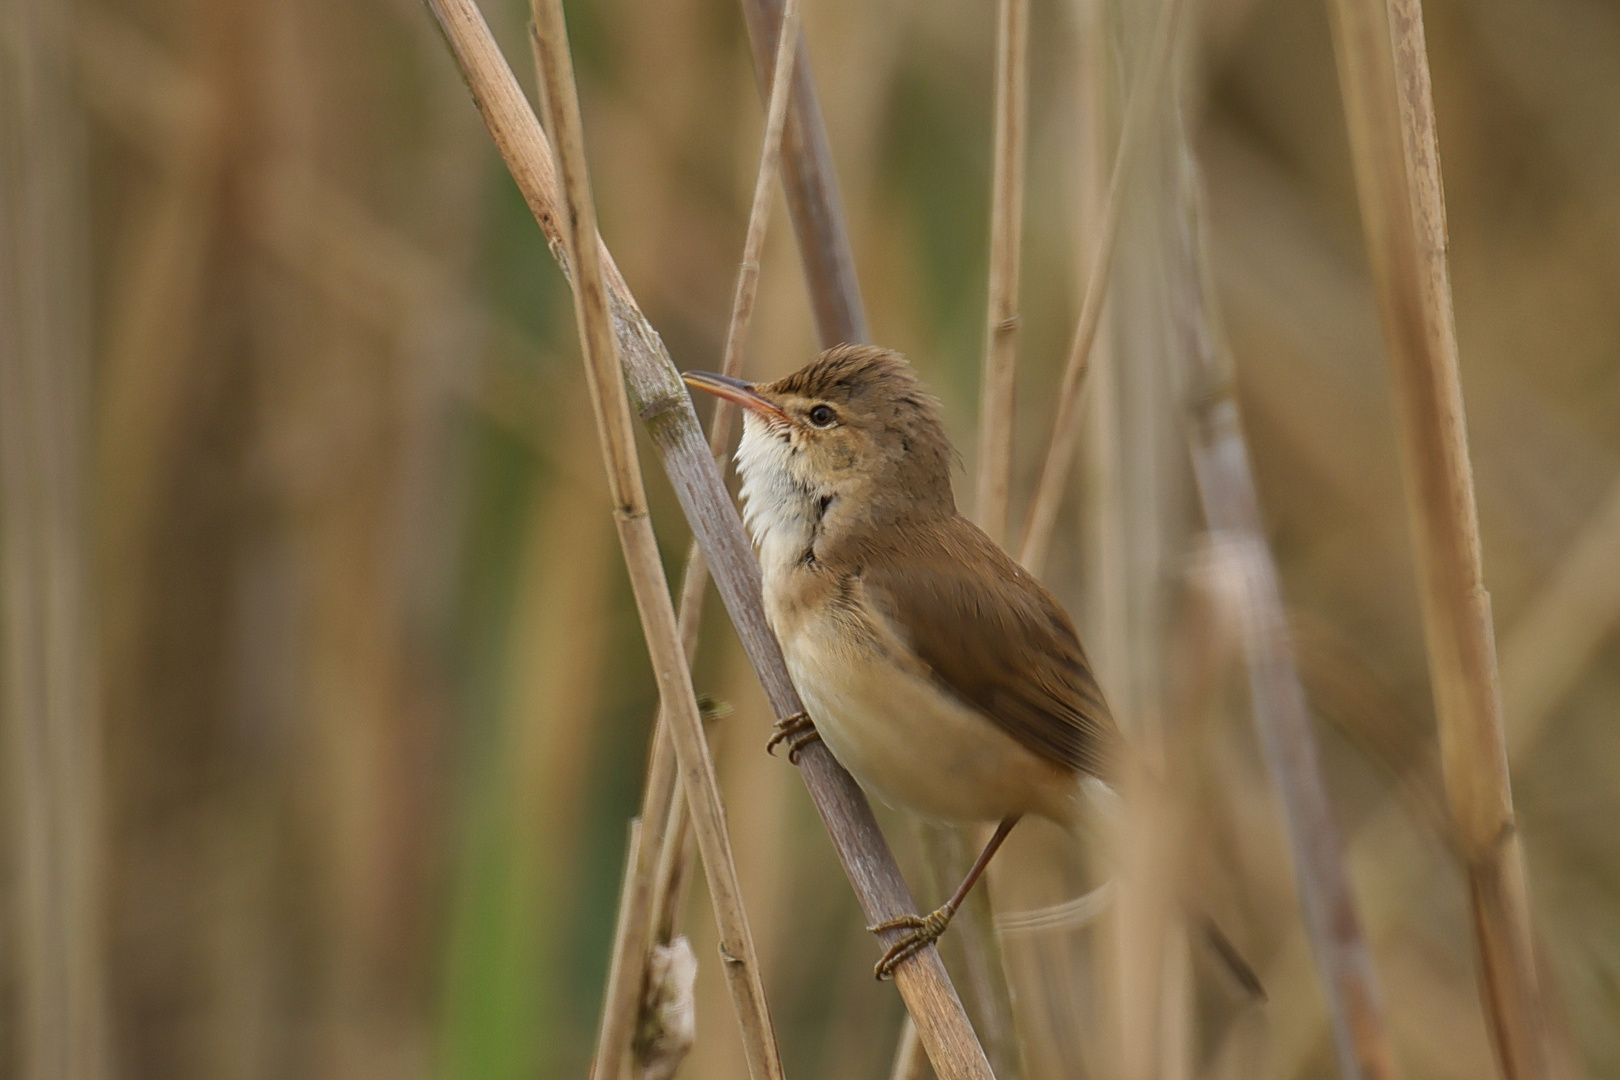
xmin=1323 ymin=0 xmax=1547 ymax=1075
xmin=934 ymin=1 xmax=1034 ymax=1075
xmin=0 ymin=1 xmax=109 ymax=1075
xmin=974 ymin=0 xmax=1029 ymax=544
xmin=1018 ymin=0 xmax=1185 ymax=573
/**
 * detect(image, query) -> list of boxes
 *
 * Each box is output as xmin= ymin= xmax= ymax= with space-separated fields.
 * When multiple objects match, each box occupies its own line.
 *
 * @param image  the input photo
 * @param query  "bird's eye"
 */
xmin=807 ymin=404 xmax=836 ymax=427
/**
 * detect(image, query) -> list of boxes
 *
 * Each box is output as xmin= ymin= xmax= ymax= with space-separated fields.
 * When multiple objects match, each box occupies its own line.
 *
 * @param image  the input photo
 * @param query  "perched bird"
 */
xmin=684 ymin=344 xmax=1120 ymax=978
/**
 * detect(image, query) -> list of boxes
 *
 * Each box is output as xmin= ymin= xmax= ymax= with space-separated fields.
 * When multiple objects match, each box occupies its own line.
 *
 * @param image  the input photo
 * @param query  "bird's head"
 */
xmin=683 ymin=345 xmax=956 ymax=550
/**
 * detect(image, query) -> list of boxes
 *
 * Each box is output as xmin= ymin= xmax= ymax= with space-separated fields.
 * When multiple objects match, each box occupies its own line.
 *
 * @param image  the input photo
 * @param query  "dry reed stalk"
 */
xmin=645 ymin=0 xmax=803 ymax=954
xmin=426 ymin=2 xmax=994 ymax=1073
xmin=961 ymin=8 xmax=1122 ymax=1077
xmin=1243 ymin=574 xmax=1599 ymax=1077
xmin=1085 ymin=4 xmax=1197 ymax=1073
xmin=1017 ymin=0 xmax=1186 ymax=574
xmin=974 ymin=0 xmax=1029 ymax=544
xmin=1111 ymin=767 xmax=1182 ymax=1080
xmin=922 ymin=0 xmax=1034 ymax=1069
xmin=0 ymin=1 xmax=109 ymax=1075
xmin=527 ymin=6 xmax=785 ymax=1080
xmin=603 ymin=817 xmax=649 ymax=1073
xmin=1323 ymin=0 xmax=1548 ymax=1075
xmin=1232 ymin=559 xmax=1602 ymax=1078
xmin=1175 ymin=158 xmax=1398 ymax=1080
xmin=735 ymin=0 xmax=867 ymax=347
xmin=1069 ymin=14 xmax=1127 ymax=1073
xmin=1203 ymin=131 xmax=1596 ymax=1059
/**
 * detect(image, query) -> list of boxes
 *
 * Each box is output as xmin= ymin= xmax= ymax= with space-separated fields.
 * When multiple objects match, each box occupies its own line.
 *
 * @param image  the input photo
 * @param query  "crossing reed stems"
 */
xmin=423 ymin=0 xmax=996 ymax=1073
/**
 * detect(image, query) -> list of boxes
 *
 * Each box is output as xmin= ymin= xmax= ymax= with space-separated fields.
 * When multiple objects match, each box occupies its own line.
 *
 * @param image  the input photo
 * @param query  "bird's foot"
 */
xmin=868 ymin=906 xmax=955 ymax=981
xmin=765 ymin=711 xmax=820 ymax=763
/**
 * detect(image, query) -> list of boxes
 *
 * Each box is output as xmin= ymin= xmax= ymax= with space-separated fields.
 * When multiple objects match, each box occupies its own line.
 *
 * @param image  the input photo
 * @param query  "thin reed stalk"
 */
xmin=973 ymin=0 xmax=1028 ymax=544
xmin=423 ymin=1 xmax=995 ymax=1075
xmin=1175 ymin=155 xmax=1398 ymax=1080
xmin=735 ymin=0 xmax=867 ymax=347
xmin=1323 ymin=0 xmax=1548 ymax=1075
xmin=646 ymin=0 xmax=802 ymax=954
xmin=527 ymin=7 xmax=785 ymax=1080
xmin=936 ymin=0 xmax=1033 ymax=1072
xmin=1017 ymin=0 xmax=1186 ymax=574
xmin=0 ymin=2 xmax=109 ymax=1075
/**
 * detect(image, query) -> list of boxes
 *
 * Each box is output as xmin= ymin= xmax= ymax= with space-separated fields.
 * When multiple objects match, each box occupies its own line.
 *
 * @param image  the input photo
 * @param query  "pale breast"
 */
xmin=771 ymin=578 xmax=1079 ymax=828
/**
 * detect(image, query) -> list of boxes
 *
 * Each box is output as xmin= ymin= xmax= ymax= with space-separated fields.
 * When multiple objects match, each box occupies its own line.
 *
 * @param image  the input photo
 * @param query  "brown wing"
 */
xmin=855 ymin=516 xmax=1118 ymax=779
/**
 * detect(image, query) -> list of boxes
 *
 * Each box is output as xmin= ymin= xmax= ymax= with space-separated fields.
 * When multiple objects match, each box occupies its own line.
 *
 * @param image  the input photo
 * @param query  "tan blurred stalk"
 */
xmin=1092 ymin=3 xmax=1203 ymax=1076
xmin=1074 ymin=7 xmax=1124 ymax=1072
xmin=920 ymin=0 xmax=1035 ymax=1073
xmin=1018 ymin=0 xmax=1186 ymax=575
xmin=1178 ymin=157 xmax=1398 ymax=1080
xmin=1325 ymin=0 xmax=1548 ymax=1075
xmin=0 ymin=0 xmax=110 ymax=1075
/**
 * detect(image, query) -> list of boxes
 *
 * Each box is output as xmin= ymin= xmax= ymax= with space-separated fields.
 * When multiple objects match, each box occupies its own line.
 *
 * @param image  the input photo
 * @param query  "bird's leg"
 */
xmin=765 ymin=710 xmax=820 ymax=763
xmin=869 ymin=815 xmax=1021 ymax=980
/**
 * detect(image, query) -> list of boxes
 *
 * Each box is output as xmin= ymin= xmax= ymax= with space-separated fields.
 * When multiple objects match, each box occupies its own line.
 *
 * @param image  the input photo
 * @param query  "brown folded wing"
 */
xmin=856 ymin=516 xmax=1118 ymax=780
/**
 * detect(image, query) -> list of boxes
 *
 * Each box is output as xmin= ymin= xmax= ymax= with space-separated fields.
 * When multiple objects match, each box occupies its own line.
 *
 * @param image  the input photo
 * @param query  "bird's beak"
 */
xmin=682 ymin=371 xmax=791 ymax=424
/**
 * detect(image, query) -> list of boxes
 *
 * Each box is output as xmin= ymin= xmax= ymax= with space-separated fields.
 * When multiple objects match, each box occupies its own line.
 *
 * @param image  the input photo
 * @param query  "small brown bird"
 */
xmin=684 ymin=344 xmax=1120 ymax=979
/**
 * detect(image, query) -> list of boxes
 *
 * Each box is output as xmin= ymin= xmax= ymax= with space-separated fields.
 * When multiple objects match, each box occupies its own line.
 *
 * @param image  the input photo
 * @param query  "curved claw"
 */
xmin=785 ymin=729 xmax=821 ymax=763
xmin=766 ymin=711 xmax=819 ymax=763
xmin=868 ymin=907 xmax=955 ymax=980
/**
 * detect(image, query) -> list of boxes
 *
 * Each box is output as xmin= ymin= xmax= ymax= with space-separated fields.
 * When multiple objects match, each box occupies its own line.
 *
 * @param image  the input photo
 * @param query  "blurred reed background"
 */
xmin=1 ymin=0 xmax=1618 ymax=1077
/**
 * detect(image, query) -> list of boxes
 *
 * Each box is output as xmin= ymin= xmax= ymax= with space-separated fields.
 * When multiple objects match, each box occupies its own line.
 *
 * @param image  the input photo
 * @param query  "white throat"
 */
xmin=734 ymin=413 xmax=820 ymax=575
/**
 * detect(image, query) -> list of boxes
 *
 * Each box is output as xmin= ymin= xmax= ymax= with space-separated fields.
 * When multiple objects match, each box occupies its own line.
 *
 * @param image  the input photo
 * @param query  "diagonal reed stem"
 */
xmin=1175 ymin=154 xmax=1398 ymax=1080
xmin=527 ymin=5 xmax=784 ymax=1079
xmin=422 ymin=1 xmax=995 ymax=1075
xmin=646 ymin=0 xmax=802 ymax=963
xmin=1323 ymin=0 xmax=1548 ymax=1075
xmin=1017 ymin=0 xmax=1186 ymax=574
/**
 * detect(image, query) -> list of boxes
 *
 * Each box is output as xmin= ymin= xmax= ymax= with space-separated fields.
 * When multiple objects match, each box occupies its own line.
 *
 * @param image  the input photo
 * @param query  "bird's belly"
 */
xmin=780 ymin=613 xmax=1074 ymax=826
